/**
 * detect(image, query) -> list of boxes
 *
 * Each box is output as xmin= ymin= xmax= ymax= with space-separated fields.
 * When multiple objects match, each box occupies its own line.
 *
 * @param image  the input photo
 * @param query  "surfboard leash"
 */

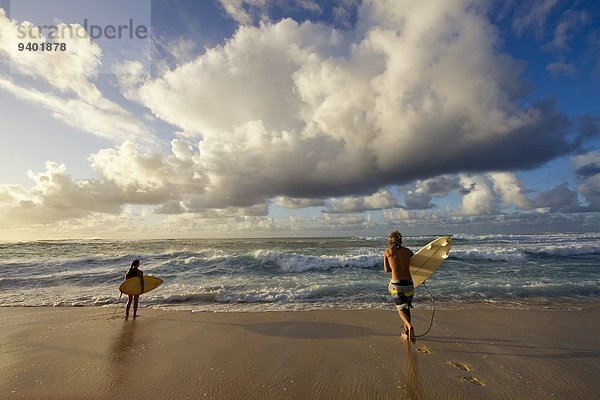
xmin=110 ymin=292 xmax=124 ymax=318
xmin=415 ymin=282 xmax=435 ymax=338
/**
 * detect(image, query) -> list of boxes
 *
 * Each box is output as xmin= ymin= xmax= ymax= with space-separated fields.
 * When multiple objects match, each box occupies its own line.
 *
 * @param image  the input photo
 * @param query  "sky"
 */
xmin=0 ymin=0 xmax=599 ymax=240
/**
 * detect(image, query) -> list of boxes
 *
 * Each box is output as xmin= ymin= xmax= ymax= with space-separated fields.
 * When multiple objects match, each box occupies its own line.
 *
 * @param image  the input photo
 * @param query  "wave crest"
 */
xmin=253 ymin=250 xmax=379 ymax=272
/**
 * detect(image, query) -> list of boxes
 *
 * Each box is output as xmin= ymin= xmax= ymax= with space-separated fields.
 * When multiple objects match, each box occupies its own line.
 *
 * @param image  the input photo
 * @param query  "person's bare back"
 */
xmin=384 ymin=246 xmax=413 ymax=281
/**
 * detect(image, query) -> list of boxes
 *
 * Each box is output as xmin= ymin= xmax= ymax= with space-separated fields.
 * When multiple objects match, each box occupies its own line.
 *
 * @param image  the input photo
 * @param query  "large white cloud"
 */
xmin=459 ymin=175 xmax=497 ymax=216
xmin=0 ymin=161 xmax=121 ymax=225
xmin=0 ymin=140 xmax=207 ymax=226
xmin=128 ymin=0 xmax=579 ymax=213
xmin=489 ymin=172 xmax=531 ymax=210
xmin=89 ymin=140 xmax=207 ymax=197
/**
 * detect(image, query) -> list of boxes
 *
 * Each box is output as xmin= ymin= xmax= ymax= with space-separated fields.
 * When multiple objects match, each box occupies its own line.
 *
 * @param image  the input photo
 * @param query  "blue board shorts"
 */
xmin=388 ymin=280 xmax=414 ymax=311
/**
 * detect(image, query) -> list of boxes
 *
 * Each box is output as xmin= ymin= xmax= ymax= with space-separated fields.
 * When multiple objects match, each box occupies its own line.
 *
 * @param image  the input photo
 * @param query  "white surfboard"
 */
xmin=410 ymin=236 xmax=452 ymax=288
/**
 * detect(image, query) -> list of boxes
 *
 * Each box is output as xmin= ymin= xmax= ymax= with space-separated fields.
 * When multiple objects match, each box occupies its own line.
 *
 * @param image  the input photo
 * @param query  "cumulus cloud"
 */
xmin=323 ymin=189 xmax=398 ymax=214
xmin=275 ymin=196 xmax=326 ymax=209
xmin=0 ymin=161 xmax=121 ymax=226
xmin=89 ymin=139 xmax=208 ymax=206
xmin=402 ymin=172 xmax=530 ymax=215
xmin=163 ymin=204 xmax=269 ymax=218
xmin=454 ymin=171 xmax=589 ymax=215
xmin=131 ymin=0 xmax=582 ymax=215
xmin=489 ymin=172 xmax=531 ymax=209
xmin=0 ymin=140 xmax=207 ymax=226
xmin=160 ymin=212 xmax=283 ymax=235
xmin=326 ymin=211 xmax=376 ymax=226
xmin=404 ymin=176 xmax=462 ymax=210
xmin=459 ymin=175 xmax=497 ymax=216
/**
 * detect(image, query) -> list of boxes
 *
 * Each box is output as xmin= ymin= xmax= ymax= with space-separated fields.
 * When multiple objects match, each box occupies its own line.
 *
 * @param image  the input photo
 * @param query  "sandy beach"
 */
xmin=1 ymin=306 xmax=599 ymax=399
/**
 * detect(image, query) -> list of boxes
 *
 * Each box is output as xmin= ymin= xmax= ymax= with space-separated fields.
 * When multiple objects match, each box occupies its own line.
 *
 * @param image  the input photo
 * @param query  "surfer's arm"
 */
xmin=139 ymin=271 xmax=144 ymax=292
xmin=383 ymin=252 xmax=391 ymax=273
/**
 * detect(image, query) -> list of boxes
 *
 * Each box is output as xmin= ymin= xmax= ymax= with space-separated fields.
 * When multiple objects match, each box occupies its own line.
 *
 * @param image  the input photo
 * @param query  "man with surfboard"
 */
xmin=384 ymin=231 xmax=416 ymax=344
xmin=124 ymin=259 xmax=144 ymax=319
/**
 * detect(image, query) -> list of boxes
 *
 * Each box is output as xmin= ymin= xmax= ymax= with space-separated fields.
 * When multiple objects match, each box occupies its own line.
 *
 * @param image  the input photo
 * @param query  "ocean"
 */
xmin=1 ymin=233 xmax=598 ymax=312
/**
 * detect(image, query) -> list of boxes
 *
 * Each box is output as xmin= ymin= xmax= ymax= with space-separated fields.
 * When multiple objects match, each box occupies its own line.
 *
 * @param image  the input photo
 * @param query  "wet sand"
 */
xmin=1 ymin=306 xmax=599 ymax=399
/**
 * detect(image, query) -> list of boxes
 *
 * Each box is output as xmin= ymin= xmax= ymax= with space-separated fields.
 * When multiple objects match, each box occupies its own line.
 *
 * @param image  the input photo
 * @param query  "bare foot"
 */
xmin=408 ymin=326 xmax=416 ymax=344
xmin=401 ymin=331 xmax=408 ymax=340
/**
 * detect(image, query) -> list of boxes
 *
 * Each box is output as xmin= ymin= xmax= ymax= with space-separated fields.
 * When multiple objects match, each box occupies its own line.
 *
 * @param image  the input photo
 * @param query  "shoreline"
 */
xmin=1 ymin=306 xmax=599 ymax=399
xmin=2 ymin=301 xmax=600 ymax=314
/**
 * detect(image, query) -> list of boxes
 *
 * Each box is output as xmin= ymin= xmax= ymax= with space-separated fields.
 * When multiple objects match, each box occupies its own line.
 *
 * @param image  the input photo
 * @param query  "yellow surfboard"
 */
xmin=119 ymin=276 xmax=163 ymax=295
xmin=410 ymin=236 xmax=452 ymax=288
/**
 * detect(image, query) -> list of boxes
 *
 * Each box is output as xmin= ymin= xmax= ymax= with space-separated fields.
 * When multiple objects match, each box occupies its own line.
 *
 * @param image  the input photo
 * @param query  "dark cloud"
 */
xmin=404 ymin=176 xmax=463 ymax=210
xmin=573 ymin=151 xmax=600 ymax=211
xmin=533 ymin=182 xmax=582 ymax=212
xmin=572 ymin=115 xmax=600 ymax=151
xmin=403 ymin=191 xmax=434 ymax=210
xmin=575 ymin=163 xmax=600 ymax=179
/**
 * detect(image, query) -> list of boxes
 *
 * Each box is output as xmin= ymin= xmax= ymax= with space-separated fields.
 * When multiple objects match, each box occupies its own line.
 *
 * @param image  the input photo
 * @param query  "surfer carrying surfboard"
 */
xmin=384 ymin=231 xmax=416 ymax=343
xmin=124 ymin=259 xmax=144 ymax=319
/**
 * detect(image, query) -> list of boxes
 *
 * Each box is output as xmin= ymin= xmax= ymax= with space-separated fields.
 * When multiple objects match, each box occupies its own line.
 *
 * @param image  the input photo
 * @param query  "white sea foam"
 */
xmin=449 ymin=247 xmax=527 ymax=261
xmin=253 ymin=250 xmax=379 ymax=272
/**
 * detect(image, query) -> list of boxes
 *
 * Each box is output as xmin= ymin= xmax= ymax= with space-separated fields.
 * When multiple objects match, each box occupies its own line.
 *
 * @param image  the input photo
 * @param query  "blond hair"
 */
xmin=388 ymin=231 xmax=402 ymax=248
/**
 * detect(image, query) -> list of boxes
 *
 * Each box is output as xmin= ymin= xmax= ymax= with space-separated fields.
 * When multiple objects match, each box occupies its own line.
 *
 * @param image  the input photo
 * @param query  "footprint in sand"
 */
xmin=448 ymin=361 xmax=471 ymax=371
xmin=447 ymin=362 xmax=485 ymax=386
xmin=417 ymin=346 xmax=431 ymax=354
xmin=461 ymin=376 xmax=485 ymax=386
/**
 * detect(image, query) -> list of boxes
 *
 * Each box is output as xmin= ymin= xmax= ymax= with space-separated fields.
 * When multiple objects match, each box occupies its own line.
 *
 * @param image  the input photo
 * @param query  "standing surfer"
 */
xmin=124 ymin=259 xmax=144 ymax=319
xmin=384 ymin=231 xmax=416 ymax=343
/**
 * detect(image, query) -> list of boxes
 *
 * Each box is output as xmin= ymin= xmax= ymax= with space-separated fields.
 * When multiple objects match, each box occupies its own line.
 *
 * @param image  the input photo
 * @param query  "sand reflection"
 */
xmin=399 ymin=340 xmax=422 ymax=399
xmin=108 ymin=320 xmax=139 ymax=387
